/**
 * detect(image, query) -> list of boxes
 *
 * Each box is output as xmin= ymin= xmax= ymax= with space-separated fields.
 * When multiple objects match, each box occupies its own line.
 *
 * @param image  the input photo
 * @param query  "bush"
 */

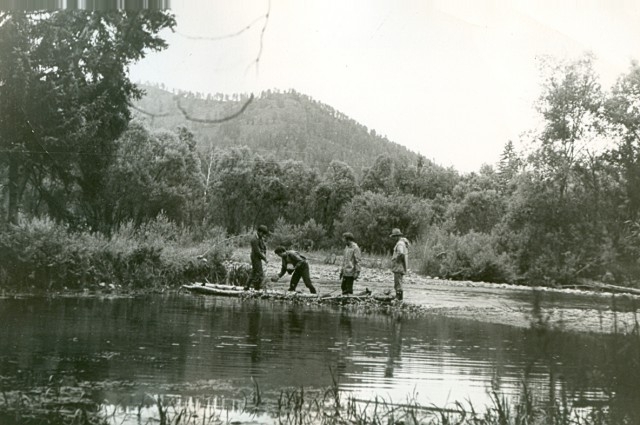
xmin=334 ymin=191 xmax=433 ymax=254
xmin=413 ymin=226 xmax=515 ymax=284
xmin=0 ymin=216 xmax=229 ymax=292
xmin=269 ymin=218 xmax=327 ymax=251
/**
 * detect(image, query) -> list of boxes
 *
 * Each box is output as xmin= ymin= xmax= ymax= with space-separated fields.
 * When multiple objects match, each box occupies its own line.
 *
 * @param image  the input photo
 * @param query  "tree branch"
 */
xmin=130 ymin=104 xmax=172 ymax=118
xmin=250 ymin=0 xmax=270 ymax=75
xmin=175 ymin=94 xmax=254 ymax=124
xmin=175 ymin=14 xmax=267 ymax=41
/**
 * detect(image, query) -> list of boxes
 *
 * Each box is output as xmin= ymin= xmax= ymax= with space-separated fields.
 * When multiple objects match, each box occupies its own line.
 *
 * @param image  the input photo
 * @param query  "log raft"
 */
xmin=181 ymin=283 xmax=396 ymax=302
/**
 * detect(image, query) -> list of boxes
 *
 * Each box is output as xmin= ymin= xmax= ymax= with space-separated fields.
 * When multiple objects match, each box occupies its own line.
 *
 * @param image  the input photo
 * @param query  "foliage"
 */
xmin=480 ymin=54 xmax=640 ymax=286
xmin=202 ymin=148 xmax=321 ymax=233
xmin=414 ymin=227 xmax=515 ymax=283
xmin=313 ymin=160 xmax=359 ymax=232
xmin=605 ymin=61 xmax=640 ymax=224
xmin=269 ymin=217 xmax=327 ymax=251
xmin=334 ymin=191 xmax=433 ymax=253
xmin=360 ymin=154 xmax=395 ymax=193
xmin=0 ymin=216 xmax=228 ymax=291
xmin=396 ymin=160 xmax=460 ymax=200
xmin=279 ymin=159 xmax=321 ymax=225
xmin=104 ymin=121 xmax=205 ymax=232
xmin=205 ymin=147 xmax=260 ymax=233
xmin=0 ymin=9 xmax=176 ymax=227
xmin=498 ymin=140 xmax=523 ymax=191
xmin=496 ymin=172 xmax=605 ymax=286
xmin=445 ymin=189 xmax=506 ymax=234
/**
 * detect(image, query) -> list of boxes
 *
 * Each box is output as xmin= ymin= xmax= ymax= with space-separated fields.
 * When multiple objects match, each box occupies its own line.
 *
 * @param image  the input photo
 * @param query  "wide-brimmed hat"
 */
xmin=389 ymin=228 xmax=403 ymax=237
xmin=257 ymin=225 xmax=269 ymax=234
xmin=342 ymin=232 xmax=354 ymax=241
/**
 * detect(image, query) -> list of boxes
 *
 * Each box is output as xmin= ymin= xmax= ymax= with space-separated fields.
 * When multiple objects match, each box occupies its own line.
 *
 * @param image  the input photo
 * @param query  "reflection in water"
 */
xmin=384 ymin=319 xmax=402 ymax=379
xmin=102 ymin=394 xmax=270 ymax=425
xmin=335 ymin=312 xmax=352 ymax=374
xmin=0 ymin=294 xmax=638 ymax=420
xmin=247 ymin=303 xmax=262 ymax=364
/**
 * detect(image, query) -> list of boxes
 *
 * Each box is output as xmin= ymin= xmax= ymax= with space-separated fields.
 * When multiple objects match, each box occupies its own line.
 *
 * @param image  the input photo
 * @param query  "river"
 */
xmin=1 ymin=293 xmax=639 ymax=423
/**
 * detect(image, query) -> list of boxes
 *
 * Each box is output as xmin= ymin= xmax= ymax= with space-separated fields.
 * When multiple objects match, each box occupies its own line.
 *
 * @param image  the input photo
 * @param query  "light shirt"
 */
xmin=391 ymin=238 xmax=408 ymax=274
xmin=341 ymin=241 xmax=362 ymax=277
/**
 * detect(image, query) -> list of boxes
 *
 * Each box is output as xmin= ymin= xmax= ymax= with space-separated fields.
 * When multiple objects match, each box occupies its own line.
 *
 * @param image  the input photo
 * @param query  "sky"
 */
xmin=130 ymin=0 xmax=640 ymax=173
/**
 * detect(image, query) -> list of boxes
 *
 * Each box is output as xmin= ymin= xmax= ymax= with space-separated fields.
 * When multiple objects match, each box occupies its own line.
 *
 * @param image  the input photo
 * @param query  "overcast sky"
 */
xmin=130 ymin=0 xmax=640 ymax=173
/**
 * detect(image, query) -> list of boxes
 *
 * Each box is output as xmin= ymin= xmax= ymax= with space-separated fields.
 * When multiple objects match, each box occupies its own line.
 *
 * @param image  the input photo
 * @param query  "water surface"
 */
xmin=1 ymin=294 xmax=637 ymax=421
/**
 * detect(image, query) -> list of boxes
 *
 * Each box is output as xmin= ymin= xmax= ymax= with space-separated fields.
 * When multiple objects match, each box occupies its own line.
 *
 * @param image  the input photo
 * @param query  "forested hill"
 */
xmin=132 ymin=84 xmax=421 ymax=173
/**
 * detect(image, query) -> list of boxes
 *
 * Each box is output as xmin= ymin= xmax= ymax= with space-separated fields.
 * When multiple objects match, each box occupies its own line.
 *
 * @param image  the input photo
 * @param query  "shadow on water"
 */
xmin=1 ymin=292 xmax=640 ymax=423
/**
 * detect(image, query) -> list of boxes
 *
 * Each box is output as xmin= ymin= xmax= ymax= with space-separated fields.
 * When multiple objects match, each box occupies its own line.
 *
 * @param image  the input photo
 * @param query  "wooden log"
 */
xmin=574 ymin=278 xmax=640 ymax=296
xmin=182 ymin=283 xmax=398 ymax=303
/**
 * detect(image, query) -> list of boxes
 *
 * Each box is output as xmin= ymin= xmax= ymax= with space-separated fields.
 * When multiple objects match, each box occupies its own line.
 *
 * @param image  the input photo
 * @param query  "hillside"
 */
xmin=132 ymin=84 xmax=421 ymax=173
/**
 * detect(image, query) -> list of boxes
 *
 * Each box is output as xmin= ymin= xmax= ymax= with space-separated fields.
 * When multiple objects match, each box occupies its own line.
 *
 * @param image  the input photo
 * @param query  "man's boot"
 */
xmin=396 ymin=291 xmax=403 ymax=301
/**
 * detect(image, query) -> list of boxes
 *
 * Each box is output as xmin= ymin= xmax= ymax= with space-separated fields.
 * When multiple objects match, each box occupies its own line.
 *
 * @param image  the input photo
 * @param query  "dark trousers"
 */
xmin=289 ymin=261 xmax=316 ymax=293
xmin=341 ymin=276 xmax=354 ymax=295
xmin=247 ymin=258 xmax=264 ymax=290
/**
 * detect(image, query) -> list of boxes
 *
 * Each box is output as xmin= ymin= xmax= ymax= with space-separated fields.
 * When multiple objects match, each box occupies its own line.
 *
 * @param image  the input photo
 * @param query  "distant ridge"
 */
xmin=132 ymin=84 xmax=423 ymax=173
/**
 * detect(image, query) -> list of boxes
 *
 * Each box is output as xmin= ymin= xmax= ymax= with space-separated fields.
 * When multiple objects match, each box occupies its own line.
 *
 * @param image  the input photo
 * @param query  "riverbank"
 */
xmin=2 ymin=244 xmax=639 ymax=336
xmin=257 ymin=249 xmax=640 ymax=335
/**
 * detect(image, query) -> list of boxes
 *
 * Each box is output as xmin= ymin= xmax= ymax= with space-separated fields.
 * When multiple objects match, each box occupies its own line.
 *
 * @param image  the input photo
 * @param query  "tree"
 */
xmin=279 ymin=159 xmax=320 ymax=225
xmin=361 ymin=154 xmax=395 ymax=193
xmin=446 ymin=189 xmax=505 ymax=235
xmin=335 ymin=191 xmax=433 ymax=253
xmin=105 ymin=121 xmax=205 ymax=231
xmin=0 ymin=10 xmax=176 ymax=227
xmin=206 ymin=147 xmax=256 ymax=233
xmin=532 ymin=54 xmax=604 ymax=197
xmin=451 ymin=165 xmax=501 ymax=201
xmin=400 ymin=163 xmax=459 ymax=200
xmin=313 ymin=160 xmax=358 ymax=232
xmin=498 ymin=54 xmax=613 ymax=284
xmin=497 ymin=140 xmax=521 ymax=191
xmin=245 ymin=155 xmax=287 ymax=227
xmin=605 ymin=61 xmax=640 ymax=221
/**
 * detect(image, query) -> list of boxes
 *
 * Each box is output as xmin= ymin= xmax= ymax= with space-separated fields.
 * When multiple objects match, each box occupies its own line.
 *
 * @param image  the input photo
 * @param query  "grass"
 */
xmin=0 ymin=373 xmax=620 ymax=425
xmin=0 ymin=216 xmax=232 ymax=292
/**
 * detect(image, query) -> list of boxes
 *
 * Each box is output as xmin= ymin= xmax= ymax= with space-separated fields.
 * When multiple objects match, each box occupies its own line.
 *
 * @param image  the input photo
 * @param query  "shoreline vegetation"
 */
xmin=0 ymin=364 xmax=635 ymax=425
xmin=3 ymin=215 xmax=639 ymax=296
xmin=3 ymin=214 xmax=640 ymax=338
xmin=3 ymin=214 xmax=640 ymax=327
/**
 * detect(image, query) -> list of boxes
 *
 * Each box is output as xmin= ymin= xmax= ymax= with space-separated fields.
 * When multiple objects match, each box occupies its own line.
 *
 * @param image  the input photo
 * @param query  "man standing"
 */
xmin=271 ymin=247 xmax=317 ymax=294
xmin=246 ymin=225 xmax=269 ymax=290
xmin=340 ymin=232 xmax=361 ymax=295
xmin=390 ymin=228 xmax=409 ymax=301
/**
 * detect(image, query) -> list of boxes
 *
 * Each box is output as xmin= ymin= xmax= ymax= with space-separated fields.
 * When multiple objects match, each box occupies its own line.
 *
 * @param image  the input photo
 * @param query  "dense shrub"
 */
xmin=334 ymin=191 xmax=434 ymax=253
xmin=445 ymin=189 xmax=505 ymax=234
xmin=413 ymin=226 xmax=515 ymax=284
xmin=0 ymin=217 xmax=229 ymax=291
xmin=269 ymin=218 xmax=327 ymax=251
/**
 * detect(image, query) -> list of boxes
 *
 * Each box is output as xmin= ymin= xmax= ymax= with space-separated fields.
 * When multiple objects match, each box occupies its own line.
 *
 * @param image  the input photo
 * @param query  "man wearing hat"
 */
xmin=271 ymin=246 xmax=317 ymax=294
xmin=246 ymin=225 xmax=269 ymax=290
xmin=390 ymin=228 xmax=409 ymax=301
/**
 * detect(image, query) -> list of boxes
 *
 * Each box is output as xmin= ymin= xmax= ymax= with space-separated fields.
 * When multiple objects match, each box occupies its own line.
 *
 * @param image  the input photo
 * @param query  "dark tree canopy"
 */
xmin=0 ymin=9 xmax=175 ymax=227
